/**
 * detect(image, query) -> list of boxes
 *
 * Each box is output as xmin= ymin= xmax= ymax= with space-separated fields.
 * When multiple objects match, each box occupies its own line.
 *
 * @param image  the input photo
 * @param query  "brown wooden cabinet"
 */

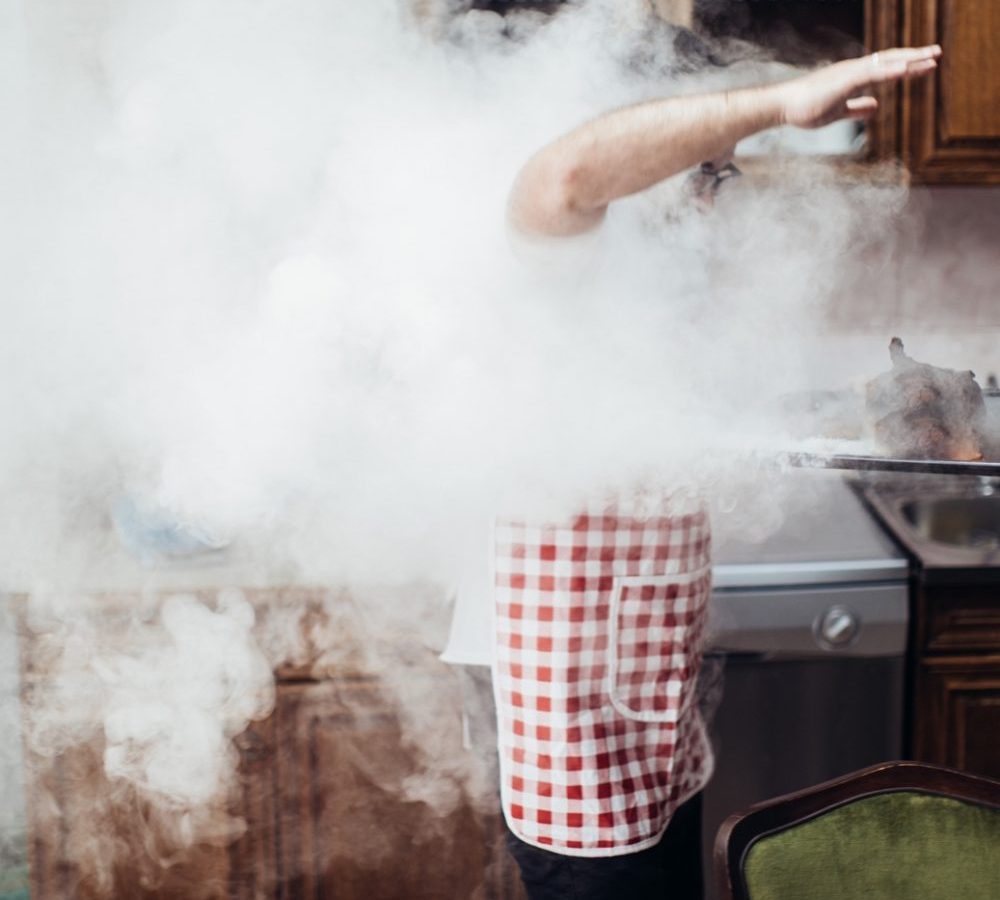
xmin=914 ymin=658 xmax=1000 ymax=780
xmin=696 ymin=0 xmax=1000 ymax=183
xmin=22 ymin=727 xmax=233 ymax=900
xmin=826 ymin=0 xmax=1000 ymax=180
xmin=910 ymin=578 xmax=1000 ymax=781
xmin=898 ymin=0 xmax=1000 ymax=183
xmin=17 ymin=589 xmax=525 ymax=900
xmin=228 ymin=677 xmax=504 ymax=900
xmin=856 ymin=0 xmax=1000 ymax=180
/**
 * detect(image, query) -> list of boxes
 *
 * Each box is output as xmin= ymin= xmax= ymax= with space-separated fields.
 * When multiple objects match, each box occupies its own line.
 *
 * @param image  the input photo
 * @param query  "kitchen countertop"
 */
xmin=712 ymin=468 xmax=907 ymax=589
xmin=0 ymin=469 xmax=910 ymax=595
xmin=0 ymin=536 xmax=304 ymax=596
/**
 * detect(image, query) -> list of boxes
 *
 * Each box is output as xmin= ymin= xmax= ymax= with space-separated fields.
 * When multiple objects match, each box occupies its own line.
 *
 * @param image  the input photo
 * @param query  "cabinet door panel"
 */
xmin=914 ymin=658 xmax=1000 ymax=781
xmin=902 ymin=0 xmax=1000 ymax=182
xmin=938 ymin=0 xmax=999 ymax=139
xmin=228 ymin=716 xmax=281 ymax=900
xmin=235 ymin=678 xmax=513 ymax=900
xmin=24 ymin=737 xmax=232 ymax=900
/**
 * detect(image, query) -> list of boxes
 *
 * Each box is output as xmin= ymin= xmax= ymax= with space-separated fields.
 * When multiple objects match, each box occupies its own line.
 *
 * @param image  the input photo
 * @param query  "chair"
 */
xmin=714 ymin=761 xmax=1000 ymax=900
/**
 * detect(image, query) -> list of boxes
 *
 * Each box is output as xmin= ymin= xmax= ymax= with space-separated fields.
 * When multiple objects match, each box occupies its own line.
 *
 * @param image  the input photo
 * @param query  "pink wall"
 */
xmin=832 ymin=187 xmax=1000 ymax=331
xmin=808 ymin=186 xmax=998 ymax=388
xmin=894 ymin=187 xmax=1000 ymax=328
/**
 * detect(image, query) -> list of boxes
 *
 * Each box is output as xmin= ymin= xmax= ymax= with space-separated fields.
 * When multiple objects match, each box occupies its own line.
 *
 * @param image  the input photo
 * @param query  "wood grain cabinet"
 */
xmin=914 ymin=660 xmax=1000 ymax=779
xmin=17 ymin=590 xmax=524 ymax=900
xmin=910 ymin=579 xmax=1000 ymax=781
xmin=227 ymin=677 xmax=519 ymax=900
xmin=897 ymin=0 xmax=1000 ymax=183
xmin=858 ymin=0 xmax=1000 ymax=180
xmin=697 ymin=0 xmax=1000 ymax=182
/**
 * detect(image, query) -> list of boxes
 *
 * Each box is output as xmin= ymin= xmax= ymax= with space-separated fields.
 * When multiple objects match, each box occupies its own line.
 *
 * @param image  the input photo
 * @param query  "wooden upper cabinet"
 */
xmin=900 ymin=0 xmax=1000 ymax=182
xmin=695 ymin=1 xmax=1000 ymax=182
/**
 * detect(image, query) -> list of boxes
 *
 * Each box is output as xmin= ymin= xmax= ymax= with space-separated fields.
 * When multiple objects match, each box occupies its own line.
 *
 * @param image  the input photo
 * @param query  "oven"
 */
xmin=700 ymin=471 xmax=908 ymax=898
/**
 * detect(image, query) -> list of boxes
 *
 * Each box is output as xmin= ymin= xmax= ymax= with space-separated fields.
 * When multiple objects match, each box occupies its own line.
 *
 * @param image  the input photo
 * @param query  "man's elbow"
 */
xmin=508 ymin=162 xmax=605 ymax=238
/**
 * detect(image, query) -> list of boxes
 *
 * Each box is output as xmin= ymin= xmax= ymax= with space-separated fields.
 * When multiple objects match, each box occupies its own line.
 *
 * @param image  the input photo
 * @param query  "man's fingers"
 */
xmin=833 ymin=46 xmax=938 ymax=75
xmin=844 ymin=96 xmax=879 ymax=119
xmin=879 ymin=57 xmax=938 ymax=81
xmin=846 ymin=56 xmax=937 ymax=91
xmin=874 ymin=45 xmax=941 ymax=64
xmin=835 ymin=45 xmax=940 ymax=90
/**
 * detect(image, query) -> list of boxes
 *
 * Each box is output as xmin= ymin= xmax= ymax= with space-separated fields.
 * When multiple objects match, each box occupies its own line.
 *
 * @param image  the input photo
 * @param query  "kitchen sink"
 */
xmin=901 ymin=497 xmax=1000 ymax=550
xmin=857 ymin=479 xmax=1000 ymax=567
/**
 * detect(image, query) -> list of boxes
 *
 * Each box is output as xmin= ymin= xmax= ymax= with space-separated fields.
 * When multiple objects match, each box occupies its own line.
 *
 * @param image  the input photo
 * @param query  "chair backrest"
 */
xmin=714 ymin=761 xmax=1000 ymax=900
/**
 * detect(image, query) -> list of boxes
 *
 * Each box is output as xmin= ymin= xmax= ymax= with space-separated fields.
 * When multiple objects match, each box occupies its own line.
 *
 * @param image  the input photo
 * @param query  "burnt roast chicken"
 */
xmin=866 ymin=338 xmax=986 ymax=461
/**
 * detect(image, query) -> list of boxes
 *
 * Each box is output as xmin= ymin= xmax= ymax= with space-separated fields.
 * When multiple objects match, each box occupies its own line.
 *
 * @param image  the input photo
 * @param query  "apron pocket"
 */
xmin=607 ymin=569 xmax=711 ymax=724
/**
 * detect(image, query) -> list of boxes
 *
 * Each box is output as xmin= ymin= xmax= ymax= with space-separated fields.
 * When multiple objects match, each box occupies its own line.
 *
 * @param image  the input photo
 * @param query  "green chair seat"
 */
xmin=744 ymin=790 xmax=1000 ymax=900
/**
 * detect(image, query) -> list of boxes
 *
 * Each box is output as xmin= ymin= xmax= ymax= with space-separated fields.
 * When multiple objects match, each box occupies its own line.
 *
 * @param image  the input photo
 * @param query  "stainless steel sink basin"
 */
xmin=900 ymin=497 xmax=1000 ymax=550
xmin=858 ymin=479 xmax=1000 ymax=567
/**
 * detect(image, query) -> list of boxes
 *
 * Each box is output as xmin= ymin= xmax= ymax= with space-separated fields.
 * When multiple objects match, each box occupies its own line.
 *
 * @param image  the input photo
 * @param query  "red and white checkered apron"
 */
xmin=493 ymin=503 xmax=713 ymax=856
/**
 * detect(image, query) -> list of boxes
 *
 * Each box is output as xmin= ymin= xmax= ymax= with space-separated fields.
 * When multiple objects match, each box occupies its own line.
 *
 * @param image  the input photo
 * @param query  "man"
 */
xmin=490 ymin=42 xmax=941 ymax=900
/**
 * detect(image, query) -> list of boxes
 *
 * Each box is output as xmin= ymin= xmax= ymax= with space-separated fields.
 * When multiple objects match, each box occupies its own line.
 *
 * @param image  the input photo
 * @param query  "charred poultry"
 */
xmin=866 ymin=338 xmax=986 ymax=461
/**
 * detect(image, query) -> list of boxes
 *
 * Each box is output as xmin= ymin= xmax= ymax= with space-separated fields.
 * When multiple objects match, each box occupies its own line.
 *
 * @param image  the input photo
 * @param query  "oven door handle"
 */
xmin=702 ymin=650 xmax=773 ymax=663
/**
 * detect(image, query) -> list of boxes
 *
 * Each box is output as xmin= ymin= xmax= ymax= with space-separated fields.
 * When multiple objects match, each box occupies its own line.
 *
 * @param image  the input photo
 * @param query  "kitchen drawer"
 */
xmin=917 ymin=582 xmax=1000 ymax=655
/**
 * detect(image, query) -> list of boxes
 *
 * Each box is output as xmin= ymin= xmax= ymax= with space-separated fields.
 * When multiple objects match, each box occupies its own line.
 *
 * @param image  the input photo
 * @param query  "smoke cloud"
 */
xmin=1 ymin=0 xmax=905 ymax=577
xmin=1 ymin=0 xmax=908 ymax=893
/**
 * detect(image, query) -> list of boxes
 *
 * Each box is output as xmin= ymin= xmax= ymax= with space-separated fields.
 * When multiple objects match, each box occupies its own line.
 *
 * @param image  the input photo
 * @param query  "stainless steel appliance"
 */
xmin=701 ymin=470 xmax=908 ymax=897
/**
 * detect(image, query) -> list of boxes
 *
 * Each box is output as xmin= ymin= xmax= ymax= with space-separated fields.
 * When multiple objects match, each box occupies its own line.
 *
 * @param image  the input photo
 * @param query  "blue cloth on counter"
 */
xmin=112 ymin=496 xmax=230 ymax=565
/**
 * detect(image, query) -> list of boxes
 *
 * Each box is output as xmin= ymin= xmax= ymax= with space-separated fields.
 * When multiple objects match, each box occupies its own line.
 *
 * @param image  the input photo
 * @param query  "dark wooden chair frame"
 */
xmin=714 ymin=760 xmax=1000 ymax=900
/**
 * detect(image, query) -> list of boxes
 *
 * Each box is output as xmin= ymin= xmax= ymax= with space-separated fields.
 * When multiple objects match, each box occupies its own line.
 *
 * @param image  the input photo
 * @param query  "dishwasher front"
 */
xmin=700 ymin=560 xmax=909 ymax=899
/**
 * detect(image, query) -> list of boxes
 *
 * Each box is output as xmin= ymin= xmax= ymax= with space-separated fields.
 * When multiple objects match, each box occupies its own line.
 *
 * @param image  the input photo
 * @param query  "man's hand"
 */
xmin=779 ymin=45 xmax=941 ymax=129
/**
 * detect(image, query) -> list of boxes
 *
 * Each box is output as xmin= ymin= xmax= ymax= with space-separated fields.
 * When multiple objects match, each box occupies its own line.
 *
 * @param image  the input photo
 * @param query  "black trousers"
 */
xmin=505 ymin=792 xmax=704 ymax=900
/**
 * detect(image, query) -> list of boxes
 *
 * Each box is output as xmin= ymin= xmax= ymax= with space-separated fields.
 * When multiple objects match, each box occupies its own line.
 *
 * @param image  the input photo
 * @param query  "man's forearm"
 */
xmin=509 ymin=45 xmax=941 ymax=238
xmin=508 ymin=83 xmax=784 ymax=237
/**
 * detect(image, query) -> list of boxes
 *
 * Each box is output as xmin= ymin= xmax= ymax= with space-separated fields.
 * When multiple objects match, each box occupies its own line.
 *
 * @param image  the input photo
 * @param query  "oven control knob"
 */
xmin=815 ymin=605 xmax=860 ymax=650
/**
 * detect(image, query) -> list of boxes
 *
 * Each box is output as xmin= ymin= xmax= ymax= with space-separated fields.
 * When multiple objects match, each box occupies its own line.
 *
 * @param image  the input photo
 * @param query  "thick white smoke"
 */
xmin=24 ymin=591 xmax=271 ymax=806
xmin=1 ymin=0 xmax=905 ymax=580
xmin=1 ymin=0 xmax=908 ymax=891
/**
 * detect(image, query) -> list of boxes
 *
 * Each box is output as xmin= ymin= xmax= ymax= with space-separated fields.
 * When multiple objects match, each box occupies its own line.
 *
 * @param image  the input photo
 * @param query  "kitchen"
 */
xmin=2 ymin=0 xmax=999 ymax=898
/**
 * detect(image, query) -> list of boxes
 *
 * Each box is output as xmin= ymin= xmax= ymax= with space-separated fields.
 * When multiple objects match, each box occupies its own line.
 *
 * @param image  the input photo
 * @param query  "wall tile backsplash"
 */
xmin=894 ymin=187 xmax=1000 ymax=328
xmin=819 ymin=186 xmax=1000 ymax=387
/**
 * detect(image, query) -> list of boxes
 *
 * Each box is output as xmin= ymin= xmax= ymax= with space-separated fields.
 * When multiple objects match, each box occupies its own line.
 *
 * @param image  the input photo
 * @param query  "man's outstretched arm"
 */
xmin=508 ymin=46 xmax=940 ymax=237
